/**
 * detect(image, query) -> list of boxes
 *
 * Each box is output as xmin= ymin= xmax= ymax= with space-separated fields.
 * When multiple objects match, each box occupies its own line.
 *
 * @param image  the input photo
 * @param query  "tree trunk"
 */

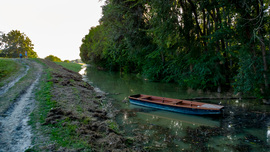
xmin=260 ymin=37 xmax=269 ymax=89
xmin=187 ymin=0 xmax=203 ymax=36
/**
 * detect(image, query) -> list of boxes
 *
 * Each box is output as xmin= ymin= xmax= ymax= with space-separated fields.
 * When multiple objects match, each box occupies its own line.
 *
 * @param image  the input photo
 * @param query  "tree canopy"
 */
xmin=45 ymin=55 xmax=62 ymax=62
xmin=80 ymin=0 xmax=270 ymax=100
xmin=0 ymin=30 xmax=38 ymax=58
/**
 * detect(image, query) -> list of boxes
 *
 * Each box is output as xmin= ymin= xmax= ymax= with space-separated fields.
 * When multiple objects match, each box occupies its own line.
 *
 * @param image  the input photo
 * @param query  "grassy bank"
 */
xmin=29 ymin=60 xmax=94 ymax=151
xmin=29 ymin=59 xmax=137 ymax=151
xmin=0 ymin=58 xmax=21 ymax=87
xmin=54 ymin=61 xmax=83 ymax=73
xmin=29 ymin=61 xmax=90 ymax=151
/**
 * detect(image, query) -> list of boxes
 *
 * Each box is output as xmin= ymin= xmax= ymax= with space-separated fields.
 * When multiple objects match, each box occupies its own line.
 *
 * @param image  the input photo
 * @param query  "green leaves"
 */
xmin=45 ymin=55 xmax=62 ymax=62
xmin=0 ymin=30 xmax=38 ymax=58
xmin=80 ymin=0 xmax=270 ymax=98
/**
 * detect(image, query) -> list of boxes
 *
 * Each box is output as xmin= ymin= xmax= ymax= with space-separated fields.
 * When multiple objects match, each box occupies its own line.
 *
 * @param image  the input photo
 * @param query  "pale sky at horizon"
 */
xmin=0 ymin=0 xmax=105 ymax=60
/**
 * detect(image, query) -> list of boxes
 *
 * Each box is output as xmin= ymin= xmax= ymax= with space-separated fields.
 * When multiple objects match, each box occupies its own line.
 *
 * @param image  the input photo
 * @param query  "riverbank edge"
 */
xmin=28 ymin=59 xmax=141 ymax=151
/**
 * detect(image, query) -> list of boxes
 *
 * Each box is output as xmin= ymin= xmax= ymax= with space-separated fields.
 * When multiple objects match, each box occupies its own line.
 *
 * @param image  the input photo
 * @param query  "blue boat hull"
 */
xmin=129 ymin=99 xmax=222 ymax=115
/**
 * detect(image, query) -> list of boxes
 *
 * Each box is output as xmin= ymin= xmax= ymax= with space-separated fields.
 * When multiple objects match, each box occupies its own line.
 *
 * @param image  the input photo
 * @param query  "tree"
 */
xmin=80 ymin=26 xmax=108 ymax=65
xmin=45 ymin=55 xmax=62 ymax=62
xmin=0 ymin=31 xmax=4 ymax=50
xmin=80 ymin=0 xmax=270 ymax=101
xmin=0 ymin=30 xmax=38 ymax=58
xmin=98 ymin=0 xmax=149 ymax=72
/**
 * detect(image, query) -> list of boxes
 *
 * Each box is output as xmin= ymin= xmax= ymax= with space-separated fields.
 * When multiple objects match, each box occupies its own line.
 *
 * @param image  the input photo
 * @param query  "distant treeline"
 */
xmin=80 ymin=0 xmax=270 ymax=99
xmin=44 ymin=55 xmax=82 ymax=64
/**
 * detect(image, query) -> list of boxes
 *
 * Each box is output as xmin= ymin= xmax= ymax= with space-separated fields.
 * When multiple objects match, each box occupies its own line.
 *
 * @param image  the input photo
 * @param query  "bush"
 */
xmin=45 ymin=55 xmax=62 ymax=62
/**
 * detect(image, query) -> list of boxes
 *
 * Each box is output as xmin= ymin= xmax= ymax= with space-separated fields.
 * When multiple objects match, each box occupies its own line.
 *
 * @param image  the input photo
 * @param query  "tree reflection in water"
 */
xmin=267 ymin=126 xmax=270 ymax=143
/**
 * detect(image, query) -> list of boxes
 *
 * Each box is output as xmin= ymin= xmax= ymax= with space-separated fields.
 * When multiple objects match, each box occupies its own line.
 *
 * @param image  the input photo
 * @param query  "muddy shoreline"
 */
xmin=30 ymin=59 xmax=144 ymax=151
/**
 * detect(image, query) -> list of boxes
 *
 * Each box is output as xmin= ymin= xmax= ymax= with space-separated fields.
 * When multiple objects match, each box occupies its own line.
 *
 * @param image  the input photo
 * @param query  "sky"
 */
xmin=0 ymin=0 xmax=105 ymax=60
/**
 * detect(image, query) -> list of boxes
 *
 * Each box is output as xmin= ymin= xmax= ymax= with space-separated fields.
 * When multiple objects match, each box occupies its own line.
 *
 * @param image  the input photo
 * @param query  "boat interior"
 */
xmin=131 ymin=94 xmax=200 ymax=107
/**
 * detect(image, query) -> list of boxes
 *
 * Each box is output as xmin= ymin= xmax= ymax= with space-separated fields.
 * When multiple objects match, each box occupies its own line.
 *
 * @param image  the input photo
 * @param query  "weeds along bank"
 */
xmin=0 ymin=58 xmax=22 ymax=87
xmin=29 ymin=59 xmax=140 ymax=151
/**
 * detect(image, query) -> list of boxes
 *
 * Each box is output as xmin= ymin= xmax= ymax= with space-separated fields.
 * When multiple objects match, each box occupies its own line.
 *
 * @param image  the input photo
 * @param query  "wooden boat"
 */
xmin=128 ymin=94 xmax=224 ymax=115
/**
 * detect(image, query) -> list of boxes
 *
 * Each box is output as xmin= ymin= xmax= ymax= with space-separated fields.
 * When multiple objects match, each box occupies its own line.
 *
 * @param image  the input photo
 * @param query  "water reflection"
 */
xmin=82 ymin=65 xmax=270 ymax=152
xmin=267 ymin=126 xmax=270 ymax=143
xmin=119 ymin=104 xmax=219 ymax=127
xmin=78 ymin=64 xmax=87 ymax=75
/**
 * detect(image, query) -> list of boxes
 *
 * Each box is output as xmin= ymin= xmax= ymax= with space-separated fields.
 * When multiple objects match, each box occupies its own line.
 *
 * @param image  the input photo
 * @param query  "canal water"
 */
xmin=81 ymin=65 xmax=270 ymax=151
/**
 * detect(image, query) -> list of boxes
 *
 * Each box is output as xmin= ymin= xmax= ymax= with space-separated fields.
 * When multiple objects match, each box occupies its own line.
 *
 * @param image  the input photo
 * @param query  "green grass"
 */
xmin=28 ymin=66 xmax=54 ymax=126
xmin=0 ymin=59 xmax=20 ymax=86
xmin=108 ymin=120 xmax=120 ymax=133
xmin=54 ymin=62 xmax=83 ymax=73
xmin=28 ymin=67 xmax=56 ymax=151
xmin=49 ymin=119 xmax=92 ymax=150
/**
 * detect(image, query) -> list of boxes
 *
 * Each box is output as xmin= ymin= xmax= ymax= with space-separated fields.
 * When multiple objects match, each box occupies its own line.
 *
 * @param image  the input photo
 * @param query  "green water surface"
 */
xmin=81 ymin=65 xmax=270 ymax=151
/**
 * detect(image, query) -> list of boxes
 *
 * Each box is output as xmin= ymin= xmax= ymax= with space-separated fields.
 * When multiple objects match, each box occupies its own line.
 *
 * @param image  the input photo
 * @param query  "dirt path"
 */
xmin=0 ymin=59 xmax=43 ymax=152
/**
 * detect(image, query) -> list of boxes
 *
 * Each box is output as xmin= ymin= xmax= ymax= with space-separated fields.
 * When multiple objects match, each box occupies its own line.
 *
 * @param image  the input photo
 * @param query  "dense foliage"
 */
xmin=0 ymin=30 xmax=38 ymax=58
xmin=45 ymin=55 xmax=62 ymax=62
xmin=80 ymin=0 xmax=270 ymax=99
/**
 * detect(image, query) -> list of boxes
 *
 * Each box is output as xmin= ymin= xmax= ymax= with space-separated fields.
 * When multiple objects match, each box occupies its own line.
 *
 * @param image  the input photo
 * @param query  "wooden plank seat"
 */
xmin=170 ymin=100 xmax=182 ymax=105
xmin=140 ymin=96 xmax=152 ymax=99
